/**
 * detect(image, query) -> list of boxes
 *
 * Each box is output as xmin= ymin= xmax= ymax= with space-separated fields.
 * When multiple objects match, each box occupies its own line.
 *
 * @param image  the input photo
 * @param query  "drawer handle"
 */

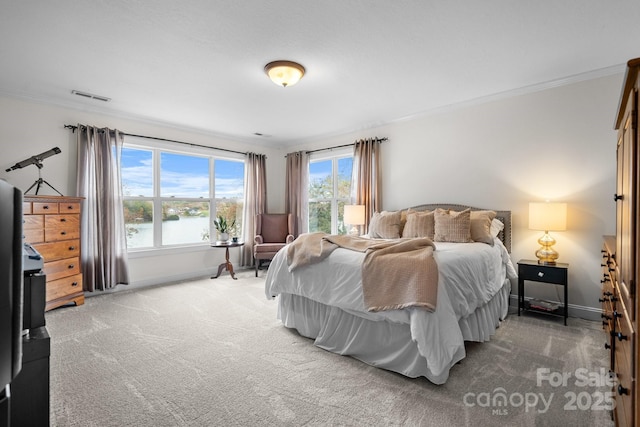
xmin=613 ymin=311 xmax=622 ymax=319
xmin=68 ymin=264 xmax=74 ymax=269
xmin=60 ymin=231 xmax=67 ymax=235
xmin=71 ymin=282 xmax=79 ymax=287
xmin=617 ymin=384 xmax=629 ymax=395
xmin=43 ymin=205 xmax=49 ymax=209
xmin=616 ymin=332 xmax=628 ymax=341
xmin=604 ymin=342 xmax=611 ymax=350
xmin=614 ymin=193 xmax=623 ymax=201
xmin=67 ymin=205 xmax=73 ymax=210
xmin=60 ymin=218 xmax=67 ymax=222
xmin=598 ymin=297 xmax=608 ymax=303
xmin=601 ymin=313 xmax=612 ymax=320
xmin=537 ymin=272 xmax=544 ymax=278
xmin=69 ymin=246 xmax=76 ymax=251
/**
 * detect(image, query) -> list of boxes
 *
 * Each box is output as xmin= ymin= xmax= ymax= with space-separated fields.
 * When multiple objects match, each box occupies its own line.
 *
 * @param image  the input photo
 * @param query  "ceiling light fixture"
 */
xmin=264 ymin=60 xmax=305 ymax=88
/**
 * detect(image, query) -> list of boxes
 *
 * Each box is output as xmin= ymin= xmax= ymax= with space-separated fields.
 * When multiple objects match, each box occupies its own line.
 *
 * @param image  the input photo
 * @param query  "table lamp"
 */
xmin=529 ymin=202 xmax=567 ymax=265
xmin=344 ymin=205 xmax=365 ymax=235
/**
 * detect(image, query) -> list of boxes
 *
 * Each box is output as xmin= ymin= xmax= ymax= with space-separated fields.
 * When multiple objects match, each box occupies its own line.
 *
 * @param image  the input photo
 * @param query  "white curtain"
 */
xmin=76 ymin=125 xmax=130 ymax=291
xmin=241 ymin=152 xmax=267 ymax=266
xmin=285 ymin=151 xmax=309 ymax=237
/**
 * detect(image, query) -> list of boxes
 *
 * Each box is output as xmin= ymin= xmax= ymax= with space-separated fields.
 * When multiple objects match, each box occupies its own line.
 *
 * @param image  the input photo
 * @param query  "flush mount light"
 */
xmin=264 ymin=60 xmax=305 ymax=87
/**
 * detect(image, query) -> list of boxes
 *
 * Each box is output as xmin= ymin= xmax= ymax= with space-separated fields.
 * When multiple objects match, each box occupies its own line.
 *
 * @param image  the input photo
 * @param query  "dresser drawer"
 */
xmin=23 ymin=215 xmax=43 ymax=230
xmin=46 ymin=274 xmax=83 ymax=301
xmin=44 ymin=226 xmax=80 ymax=242
xmin=43 ymin=257 xmax=80 ymax=281
xmin=23 ymin=228 xmax=44 ymax=243
xmin=519 ymin=263 xmax=567 ymax=284
xmin=22 ymin=201 xmax=32 ymax=215
xmin=44 ymin=214 xmax=80 ymax=229
xmin=33 ymin=202 xmax=59 ymax=214
xmin=58 ymin=202 xmax=81 ymax=213
xmin=35 ymin=240 xmax=80 ymax=262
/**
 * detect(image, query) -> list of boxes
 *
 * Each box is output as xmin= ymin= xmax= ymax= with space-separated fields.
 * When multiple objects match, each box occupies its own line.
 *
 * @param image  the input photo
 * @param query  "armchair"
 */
xmin=254 ymin=213 xmax=295 ymax=276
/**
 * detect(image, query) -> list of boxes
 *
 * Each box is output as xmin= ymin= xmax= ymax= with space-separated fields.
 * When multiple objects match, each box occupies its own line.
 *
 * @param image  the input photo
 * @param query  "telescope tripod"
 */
xmin=25 ymin=162 xmax=63 ymax=196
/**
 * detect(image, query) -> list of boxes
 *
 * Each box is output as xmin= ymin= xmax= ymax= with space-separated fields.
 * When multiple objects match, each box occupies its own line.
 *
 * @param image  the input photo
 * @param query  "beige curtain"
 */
xmin=76 ymin=125 xmax=130 ymax=291
xmin=285 ymin=151 xmax=309 ymax=237
xmin=353 ymin=138 xmax=382 ymax=233
xmin=241 ymin=152 xmax=267 ymax=266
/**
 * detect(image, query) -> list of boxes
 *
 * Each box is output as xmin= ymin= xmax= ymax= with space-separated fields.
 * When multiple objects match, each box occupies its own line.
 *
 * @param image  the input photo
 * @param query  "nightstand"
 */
xmin=517 ymin=259 xmax=568 ymax=325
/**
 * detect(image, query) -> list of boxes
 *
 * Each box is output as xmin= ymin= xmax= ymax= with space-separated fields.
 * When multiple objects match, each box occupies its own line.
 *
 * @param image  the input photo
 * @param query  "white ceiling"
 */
xmin=1 ymin=1 xmax=639 ymax=148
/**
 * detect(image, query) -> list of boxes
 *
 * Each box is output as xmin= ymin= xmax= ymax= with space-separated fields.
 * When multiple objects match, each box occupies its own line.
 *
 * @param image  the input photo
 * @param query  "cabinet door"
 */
xmin=616 ymin=91 xmax=637 ymax=322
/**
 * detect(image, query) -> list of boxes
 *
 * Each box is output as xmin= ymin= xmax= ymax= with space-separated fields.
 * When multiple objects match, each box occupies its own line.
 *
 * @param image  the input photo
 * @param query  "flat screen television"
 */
xmin=0 ymin=180 xmax=23 ymax=392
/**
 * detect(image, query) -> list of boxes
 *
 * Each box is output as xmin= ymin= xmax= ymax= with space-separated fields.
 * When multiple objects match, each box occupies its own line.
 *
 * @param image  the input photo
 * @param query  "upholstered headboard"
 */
xmin=407 ymin=204 xmax=512 ymax=253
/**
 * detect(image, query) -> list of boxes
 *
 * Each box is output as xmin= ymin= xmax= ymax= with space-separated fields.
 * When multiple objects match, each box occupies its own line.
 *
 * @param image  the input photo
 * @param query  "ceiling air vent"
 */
xmin=71 ymin=90 xmax=111 ymax=102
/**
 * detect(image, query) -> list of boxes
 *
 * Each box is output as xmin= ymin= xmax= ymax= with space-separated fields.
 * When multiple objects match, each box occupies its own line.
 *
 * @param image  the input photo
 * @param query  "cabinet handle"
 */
xmin=616 ymin=332 xmax=628 ymax=341
xmin=43 ymin=205 xmax=49 ymax=209
xmin=68 ymin=264 xmax=74 ymax=269
xmin=60 ymin=218 xmax=67 ymax=222
xmin=614 ymin=193 xmax=623 ymax=201
xmin=69 ymin=246 xmax=76 ymax=251
xmin=60 ymin=231 xmax=67 ymax=235
xmin=71 ymin=282 xmax=78 ymax=287
xmin=537 ymin=272 xmax=544 ymax=278
xmin=67 ymin=205 xmax=73 ymax=210
xmin=617 ymin=384 xmax=629 ymax=395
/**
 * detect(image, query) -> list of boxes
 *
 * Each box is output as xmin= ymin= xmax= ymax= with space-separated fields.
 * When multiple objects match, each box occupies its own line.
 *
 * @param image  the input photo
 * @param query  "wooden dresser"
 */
xmin=23 ymin=195 xmax=84 ymax=311
xmin=606 ymin=57 xmax=640 ymax=427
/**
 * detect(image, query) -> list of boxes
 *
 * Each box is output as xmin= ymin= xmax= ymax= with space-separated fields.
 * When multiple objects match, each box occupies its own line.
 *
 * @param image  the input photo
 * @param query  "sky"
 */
xmin=121 ymin=148 xmax=244 ymax=198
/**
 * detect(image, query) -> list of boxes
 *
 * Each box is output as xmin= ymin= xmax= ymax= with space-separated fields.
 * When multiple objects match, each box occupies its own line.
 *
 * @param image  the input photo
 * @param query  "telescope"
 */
xmin=5 ymin=147 xmax=61 ymax=172
xmin=5 ymin=147 xmax=63 ymax=195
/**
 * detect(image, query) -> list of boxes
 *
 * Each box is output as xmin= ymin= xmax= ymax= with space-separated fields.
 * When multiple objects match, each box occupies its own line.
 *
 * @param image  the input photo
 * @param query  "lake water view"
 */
xmin=126 ymin=216 xmax=211 ymax=248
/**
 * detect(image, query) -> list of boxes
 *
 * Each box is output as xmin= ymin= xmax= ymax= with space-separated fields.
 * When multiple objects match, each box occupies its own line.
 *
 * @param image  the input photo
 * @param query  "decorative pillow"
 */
xmin=402 ymin=209 xmax=435 ymax=239
xmin=434 ymin=208 xmax=472 ymax=243
xmin=469 ymin=210 xmax=497 ymax=245
xmin=490 ymin=218 xmax=504 ymax=238
xmin=368 ymin=211 xmax=402 ymax=239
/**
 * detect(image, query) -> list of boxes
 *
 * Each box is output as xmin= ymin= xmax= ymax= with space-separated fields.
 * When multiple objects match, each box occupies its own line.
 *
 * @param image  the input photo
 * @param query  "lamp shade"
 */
xmin=529 ymin=202 xmax=567 ymax=231
xmin=264 ymin=60 xmax=305 ymax=87
xmin=344 ymin=205 xmax=365 ymax=225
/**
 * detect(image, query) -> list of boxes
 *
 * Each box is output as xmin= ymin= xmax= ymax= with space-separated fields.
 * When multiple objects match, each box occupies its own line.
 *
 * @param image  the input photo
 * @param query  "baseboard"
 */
xmin=509 ymin=294 xmax=602 ymax=322
xmin=85 ymin=267 xmax=255 ymax=297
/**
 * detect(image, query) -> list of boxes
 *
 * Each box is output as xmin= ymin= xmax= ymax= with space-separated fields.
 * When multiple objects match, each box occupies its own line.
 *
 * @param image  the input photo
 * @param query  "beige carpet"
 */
xmin=46 ymin=269 xmax=615 ymax=426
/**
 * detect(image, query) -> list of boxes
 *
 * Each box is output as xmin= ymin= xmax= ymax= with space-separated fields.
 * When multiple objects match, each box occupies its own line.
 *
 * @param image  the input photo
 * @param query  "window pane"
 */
xmin=215 ymin=159 xmax=245 ymax=238
xmin=161 ymin=153 xmax=210 ymax=197
xmin=161 ymin=201 xmax=211 ymax=245
xmin=123 ymin=200 xmax=154 ymax=248
xmin=337 ymin=157 xmax=353 ymax=199
xmin=309 ymin=201 xmax=331 ymax=233
xmin=309 ymin=160 xmax=333 ymax=199
xmin=337 ymin=200 xmax=347 ymax=235
xmin=122 ymin=148 xmax=153 ymax=197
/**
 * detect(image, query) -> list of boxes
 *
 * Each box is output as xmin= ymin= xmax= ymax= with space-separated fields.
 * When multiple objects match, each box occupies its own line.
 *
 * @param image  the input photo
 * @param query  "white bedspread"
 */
xmin=265 ymin=237 xmax=518 ymax=383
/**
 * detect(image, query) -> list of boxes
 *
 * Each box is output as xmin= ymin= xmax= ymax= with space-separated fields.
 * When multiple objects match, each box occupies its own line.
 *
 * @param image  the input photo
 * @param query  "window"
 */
xmin=121 ymin=138 xmax=245 ymax=250
xmin=308 ymin=151 xmax=353 ymax=234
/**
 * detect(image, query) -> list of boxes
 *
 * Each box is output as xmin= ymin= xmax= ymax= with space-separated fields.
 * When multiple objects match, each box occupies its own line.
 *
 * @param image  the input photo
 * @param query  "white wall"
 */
xmin=0 ymin=97 xmax=284 ymax=288
xmin=287 ymin=73 xmax=621 ymax=319
xmin=0 ymin=71 xmax=621 ymax=317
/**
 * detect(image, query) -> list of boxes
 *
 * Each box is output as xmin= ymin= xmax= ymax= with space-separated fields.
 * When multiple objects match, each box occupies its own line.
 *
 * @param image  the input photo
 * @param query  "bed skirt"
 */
xmin=277 ymin=278 xmax=512 ymax=384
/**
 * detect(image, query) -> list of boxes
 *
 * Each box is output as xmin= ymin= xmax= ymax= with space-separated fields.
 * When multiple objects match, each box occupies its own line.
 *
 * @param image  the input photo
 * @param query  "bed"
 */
xmin=264 ymin=204 xmax=517 ymax=384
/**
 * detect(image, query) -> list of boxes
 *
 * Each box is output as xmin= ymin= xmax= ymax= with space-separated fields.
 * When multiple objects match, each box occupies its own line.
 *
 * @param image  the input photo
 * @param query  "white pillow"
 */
xmin=490 ymin=218 xmax=504 ymax=238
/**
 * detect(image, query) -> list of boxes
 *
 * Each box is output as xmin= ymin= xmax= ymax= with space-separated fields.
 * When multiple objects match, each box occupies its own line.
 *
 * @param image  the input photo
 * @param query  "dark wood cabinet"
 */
xmin=607 ymin=57 xmax=640 ymax=427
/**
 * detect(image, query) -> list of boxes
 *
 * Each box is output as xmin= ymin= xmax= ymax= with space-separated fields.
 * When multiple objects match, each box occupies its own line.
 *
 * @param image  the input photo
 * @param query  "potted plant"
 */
xmin=214 ymin=215 xmax=235 ymax=242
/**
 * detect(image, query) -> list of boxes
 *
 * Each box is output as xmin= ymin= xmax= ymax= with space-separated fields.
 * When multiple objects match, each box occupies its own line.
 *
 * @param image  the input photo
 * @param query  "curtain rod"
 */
xmin=64 ymin=124 xmax=253 ymax=157
xmin=296 ymin=137 xmax=388 ymax=156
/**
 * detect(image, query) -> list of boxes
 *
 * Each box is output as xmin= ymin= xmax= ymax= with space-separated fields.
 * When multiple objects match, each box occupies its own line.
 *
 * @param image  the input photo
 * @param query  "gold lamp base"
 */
xmin=535 ymin=231 xmax=559 ymax=265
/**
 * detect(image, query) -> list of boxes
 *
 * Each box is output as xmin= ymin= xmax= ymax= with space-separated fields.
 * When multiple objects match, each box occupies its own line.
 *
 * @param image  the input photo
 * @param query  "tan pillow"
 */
xmin=368 ymin=211 xmax=402 ymax=239
xmin=470 ymin=210 xmax=497 ymax=245
xmin=434 ymin=208 xmax=472 ymax=243
xmin=402 ymin=209 xmax=435 ymax=239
